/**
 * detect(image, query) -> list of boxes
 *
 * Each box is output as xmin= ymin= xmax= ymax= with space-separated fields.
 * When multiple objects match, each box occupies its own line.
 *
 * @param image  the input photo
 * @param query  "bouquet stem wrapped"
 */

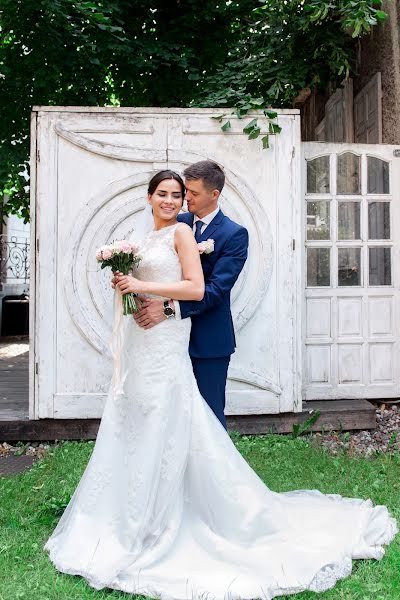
xmin=96 ymin=240 xmax=142 ymax=315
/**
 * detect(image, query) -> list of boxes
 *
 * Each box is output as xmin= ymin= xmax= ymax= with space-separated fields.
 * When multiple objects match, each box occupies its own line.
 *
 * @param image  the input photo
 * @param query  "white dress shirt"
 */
xmin=192 ymin=206 xmax=220 ymax=235
xmin=174 ymin=206 xmax=220 ymax=319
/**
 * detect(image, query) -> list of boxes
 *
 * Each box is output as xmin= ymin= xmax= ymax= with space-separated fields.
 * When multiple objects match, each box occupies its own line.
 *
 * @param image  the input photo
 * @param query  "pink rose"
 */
xmin=119 ymin=241 xmax=134 ymax=253
xmin=102 ymin=248 xmax=113 ymax=260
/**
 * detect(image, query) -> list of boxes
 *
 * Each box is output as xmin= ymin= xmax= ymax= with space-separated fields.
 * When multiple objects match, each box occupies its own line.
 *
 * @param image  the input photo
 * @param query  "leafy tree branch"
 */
xmin=0 ymin=0 xmax=387 ymax=220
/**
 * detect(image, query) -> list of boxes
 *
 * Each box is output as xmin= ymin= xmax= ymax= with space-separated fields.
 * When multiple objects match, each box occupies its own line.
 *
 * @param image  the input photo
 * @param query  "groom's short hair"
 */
xmin=183 ymin=161 xmax=225 ymax=192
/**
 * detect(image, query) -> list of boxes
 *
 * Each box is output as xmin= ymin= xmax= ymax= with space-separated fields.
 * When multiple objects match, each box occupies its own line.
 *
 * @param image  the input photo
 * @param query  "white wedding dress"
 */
xmin=45 ymin=223 xmax=397 ymax=600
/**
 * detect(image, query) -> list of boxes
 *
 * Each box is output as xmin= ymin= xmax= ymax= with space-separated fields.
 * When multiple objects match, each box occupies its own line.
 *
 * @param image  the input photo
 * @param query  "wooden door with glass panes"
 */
xmin=303 ymin=143 xmax=400 ymax=400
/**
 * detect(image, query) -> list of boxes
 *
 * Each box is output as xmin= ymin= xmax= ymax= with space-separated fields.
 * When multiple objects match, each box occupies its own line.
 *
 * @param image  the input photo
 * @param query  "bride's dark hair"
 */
xmin=148 ymin=170 xmax=185 ymax=199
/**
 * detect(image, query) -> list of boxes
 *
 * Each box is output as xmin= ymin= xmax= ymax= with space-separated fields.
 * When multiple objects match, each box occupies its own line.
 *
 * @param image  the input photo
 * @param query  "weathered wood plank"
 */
xmin=228 ymin=402 xmax=376 ymax=435
xmin=0 ymin=338 xmax=29 ymax=420
xmin=0 ymin=399 xmax=376 ymax=441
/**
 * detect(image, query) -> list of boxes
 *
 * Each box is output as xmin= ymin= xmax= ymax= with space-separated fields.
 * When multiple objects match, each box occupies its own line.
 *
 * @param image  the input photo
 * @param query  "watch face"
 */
xmin=164 ymin=306 xmax=174 ymax=317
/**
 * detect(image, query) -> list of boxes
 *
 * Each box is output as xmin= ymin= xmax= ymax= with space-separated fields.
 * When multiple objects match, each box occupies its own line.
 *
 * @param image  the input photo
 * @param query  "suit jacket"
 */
xmin=177 ymin=210 xmax=249 ymax=358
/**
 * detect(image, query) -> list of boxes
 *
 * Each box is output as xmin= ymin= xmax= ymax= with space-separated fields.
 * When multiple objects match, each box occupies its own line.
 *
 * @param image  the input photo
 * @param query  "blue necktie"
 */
xmin=194 ymin=220 xmax=204 ymax=242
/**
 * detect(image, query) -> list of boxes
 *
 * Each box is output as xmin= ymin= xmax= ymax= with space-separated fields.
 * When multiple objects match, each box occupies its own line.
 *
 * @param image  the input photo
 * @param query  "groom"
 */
xmin=134 ymin=160 xmax=249 ymax=429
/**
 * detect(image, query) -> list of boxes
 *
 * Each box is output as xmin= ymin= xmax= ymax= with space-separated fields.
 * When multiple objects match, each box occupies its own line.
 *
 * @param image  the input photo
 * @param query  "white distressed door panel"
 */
xmin=303 ymin=142 xmax=400 ymax=399
xmin=31 ymin=108 xmax=302 ymax=419
xmin=168 ymin=111 xmax=302 ymax=414
xmin=33 ymin=110 xmax=168 ymax=418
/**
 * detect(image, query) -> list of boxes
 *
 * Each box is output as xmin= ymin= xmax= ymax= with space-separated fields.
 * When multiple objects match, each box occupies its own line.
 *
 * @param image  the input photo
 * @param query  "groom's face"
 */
xmin=184 ymin=178 xmax=220 ymax=218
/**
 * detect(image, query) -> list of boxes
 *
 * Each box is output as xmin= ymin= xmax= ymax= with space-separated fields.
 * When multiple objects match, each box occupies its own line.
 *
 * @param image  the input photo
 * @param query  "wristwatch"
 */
xmin=163 ymin=299 xmax=175 ymax=318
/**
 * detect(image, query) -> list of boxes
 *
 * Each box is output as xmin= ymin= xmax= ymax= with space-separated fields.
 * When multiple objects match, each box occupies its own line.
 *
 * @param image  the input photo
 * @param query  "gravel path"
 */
xmin=0 ymin=453 xmax=38 ymax=476
xmin=0 ymin=442 xmax=50 ymax=477
xmin=0 ymin=441 xmax=51 ymax=459
xmin=309 ymin=404 xmax=400 ymax=456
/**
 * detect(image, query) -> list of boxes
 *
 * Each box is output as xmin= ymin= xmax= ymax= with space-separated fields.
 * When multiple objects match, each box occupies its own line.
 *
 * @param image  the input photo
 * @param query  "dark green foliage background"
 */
xmin=0 ymin=0 xmax=387 ymax=221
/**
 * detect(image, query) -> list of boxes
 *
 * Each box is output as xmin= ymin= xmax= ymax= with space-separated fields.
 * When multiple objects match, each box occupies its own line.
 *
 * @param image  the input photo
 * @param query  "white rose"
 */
xmin=198 ymin=239 xmax=215 ymax=255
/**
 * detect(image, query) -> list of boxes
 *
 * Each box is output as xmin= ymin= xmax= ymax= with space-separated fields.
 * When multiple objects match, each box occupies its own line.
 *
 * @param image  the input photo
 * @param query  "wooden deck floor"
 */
xmin=0 ymin=336 xmax=29 ymax=421
xmin=0 ymin=337 xmax=377 ymax=440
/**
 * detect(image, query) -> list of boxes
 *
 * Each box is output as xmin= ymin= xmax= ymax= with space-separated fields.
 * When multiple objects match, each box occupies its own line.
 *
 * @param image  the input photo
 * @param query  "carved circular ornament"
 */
xmin=63 ymin=162 xmax=273 ymax=356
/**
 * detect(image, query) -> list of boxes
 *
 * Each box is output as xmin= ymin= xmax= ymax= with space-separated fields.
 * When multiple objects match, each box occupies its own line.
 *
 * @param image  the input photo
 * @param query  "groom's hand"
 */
xmin=133 ymin=298 xmax=166 ymax=329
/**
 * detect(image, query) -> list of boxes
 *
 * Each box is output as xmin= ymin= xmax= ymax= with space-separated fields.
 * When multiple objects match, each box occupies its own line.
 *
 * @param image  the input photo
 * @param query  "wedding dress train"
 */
xmin=44 ymin=223 xmax=397 ymax=599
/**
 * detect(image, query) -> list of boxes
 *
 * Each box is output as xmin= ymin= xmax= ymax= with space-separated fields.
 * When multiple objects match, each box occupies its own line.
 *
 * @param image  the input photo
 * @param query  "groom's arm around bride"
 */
xmin=135 ymin=160 xmax=249 ymax=428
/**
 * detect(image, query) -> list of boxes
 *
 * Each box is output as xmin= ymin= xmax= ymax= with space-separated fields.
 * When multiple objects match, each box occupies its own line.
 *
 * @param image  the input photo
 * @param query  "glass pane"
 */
xmin=307 ymin=248 xmax=330 ymax=286
xmin=338 ymin=248 xmax=361 ymax=286
xmin=307 ymin=201 xmax=330 ymax=240
xmin=368 ymin=157 xmax=389 ymax=194
xmin=369 ymin=247 xmax=391 ymax=286
xmin=368 ymin=202 xmax=390 ymax=239
xmin=337 ymin=152 xmax=360 ymax=194
xmin=307 ymin=156 xmax=330 ymax=193
xmin=338 ymin=202 xmax=361 ymax=240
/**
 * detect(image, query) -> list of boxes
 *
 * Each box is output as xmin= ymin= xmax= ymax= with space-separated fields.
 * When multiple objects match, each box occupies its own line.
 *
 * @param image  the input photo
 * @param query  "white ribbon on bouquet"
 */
xmin=109 ymin=288 xmax=125 ymax=396
xmin=109 ymin=203 xmax=154 ymax=396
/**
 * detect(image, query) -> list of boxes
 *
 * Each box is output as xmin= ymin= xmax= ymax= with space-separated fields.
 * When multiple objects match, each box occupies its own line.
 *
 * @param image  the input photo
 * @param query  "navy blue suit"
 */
xmin=177 ymin=210 xmax=249 ymax=428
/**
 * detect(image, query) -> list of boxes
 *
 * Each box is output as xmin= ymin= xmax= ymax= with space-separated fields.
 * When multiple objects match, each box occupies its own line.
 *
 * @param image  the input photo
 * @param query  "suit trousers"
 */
xmin=190 ymin=356 xmax=230 ymax=430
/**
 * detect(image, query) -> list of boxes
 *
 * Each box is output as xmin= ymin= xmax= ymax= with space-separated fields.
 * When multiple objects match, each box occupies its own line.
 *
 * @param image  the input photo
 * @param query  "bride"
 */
xmin=44 ymin=170 xmax=397 ymax=600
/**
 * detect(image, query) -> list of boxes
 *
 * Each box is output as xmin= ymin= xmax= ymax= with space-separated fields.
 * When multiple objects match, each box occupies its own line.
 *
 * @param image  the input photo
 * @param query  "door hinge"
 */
xmin=36 ymin=238 xmax=39 ymax=253
xmin=35 ymin=362 xmax=39 ymax=375
xmin=292 ymin=239 xmax=296 ymax=250
xmin=292 ymin=146 xmax=295 ymax=159
xmin=37 ymin=149 xmax=40 ymax=162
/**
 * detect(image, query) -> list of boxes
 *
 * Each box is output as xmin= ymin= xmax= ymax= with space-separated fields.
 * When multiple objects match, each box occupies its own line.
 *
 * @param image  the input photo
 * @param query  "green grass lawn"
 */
xmin=0 ymin=434 xmax=399 ymax=600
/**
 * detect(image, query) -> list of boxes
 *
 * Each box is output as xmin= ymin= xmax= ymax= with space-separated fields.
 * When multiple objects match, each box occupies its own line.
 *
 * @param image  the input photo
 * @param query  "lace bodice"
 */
xmin=135 ymin=223 xmax=185 ymax=298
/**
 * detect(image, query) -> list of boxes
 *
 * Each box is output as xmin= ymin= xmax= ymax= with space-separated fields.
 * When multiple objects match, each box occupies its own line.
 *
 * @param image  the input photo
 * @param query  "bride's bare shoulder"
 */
xmin=174 ymin=222 xmax=197 ymax=250
xmin=175 ymin=222 xmax=193 ymax=237
xmin=176 ymin=222 xmax=192 ymax=232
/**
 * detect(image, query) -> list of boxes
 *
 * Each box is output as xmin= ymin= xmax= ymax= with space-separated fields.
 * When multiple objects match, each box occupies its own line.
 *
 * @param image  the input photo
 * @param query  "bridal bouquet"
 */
xmin=96 ymin=240 xmax=142 ymax=315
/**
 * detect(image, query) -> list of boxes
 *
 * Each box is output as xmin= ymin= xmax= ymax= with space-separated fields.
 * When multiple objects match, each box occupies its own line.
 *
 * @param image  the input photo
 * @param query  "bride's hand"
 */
xmin=111 ymin=271 xmax=122 ymax=289
xmin=115 ymin=274 xmax=145 ymax=295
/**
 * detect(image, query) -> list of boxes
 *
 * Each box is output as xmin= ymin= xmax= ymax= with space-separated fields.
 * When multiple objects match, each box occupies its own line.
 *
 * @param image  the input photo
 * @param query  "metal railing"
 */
xmin=0 ymin=234 xmax=30 ymax=285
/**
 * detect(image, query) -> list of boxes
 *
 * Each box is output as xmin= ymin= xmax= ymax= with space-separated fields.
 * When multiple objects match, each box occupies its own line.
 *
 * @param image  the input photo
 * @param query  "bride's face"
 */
xmin=148 ymin=179 xmax=183 ymax=222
